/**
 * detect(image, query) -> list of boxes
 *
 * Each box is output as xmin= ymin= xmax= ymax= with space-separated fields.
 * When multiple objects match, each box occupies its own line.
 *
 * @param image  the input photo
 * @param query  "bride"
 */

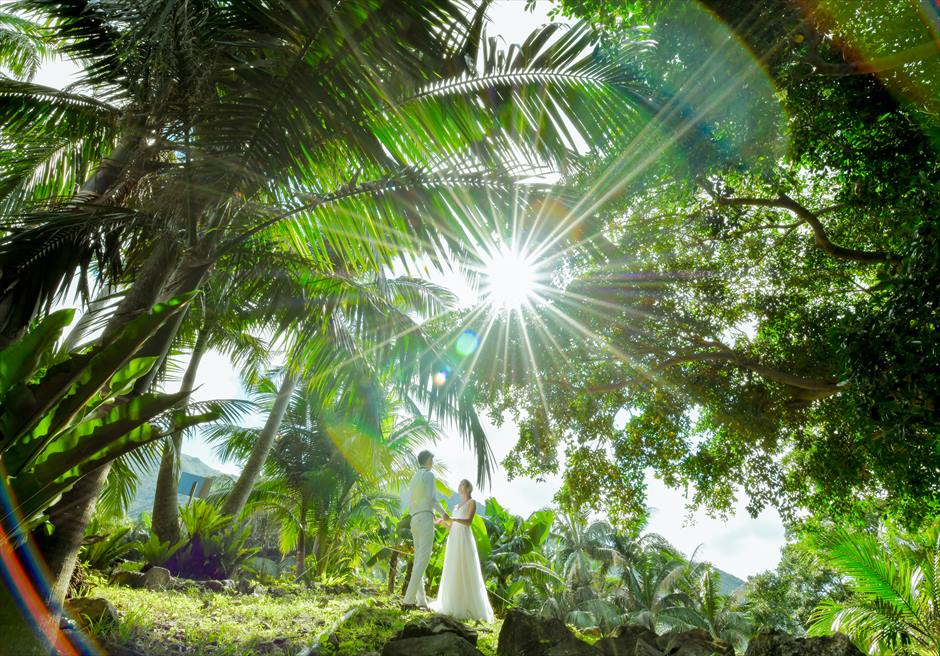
xmin=430 ymin=479 xmax=494 ymax=622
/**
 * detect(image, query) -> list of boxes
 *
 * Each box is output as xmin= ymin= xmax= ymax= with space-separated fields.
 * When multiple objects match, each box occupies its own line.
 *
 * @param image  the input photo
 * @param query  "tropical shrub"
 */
xmin=79 ymin=517 xmax=134 ymax=572
xmin=163 ymin=500 xmax=258 ymax=580
xmin=0 ymin=295 xmax=214 ymax=534
xmin=809 ymin=525 xmax=940 ymax=656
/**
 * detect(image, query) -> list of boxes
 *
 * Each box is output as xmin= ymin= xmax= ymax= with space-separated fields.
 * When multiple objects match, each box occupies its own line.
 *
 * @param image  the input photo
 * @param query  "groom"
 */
xmin=403 ymin=450 xmax=448 ymax=609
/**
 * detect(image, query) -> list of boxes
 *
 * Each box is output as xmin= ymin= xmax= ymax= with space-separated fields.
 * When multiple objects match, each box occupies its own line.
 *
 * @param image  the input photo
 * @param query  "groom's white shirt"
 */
xmin=403 ymin=466 xmax=436 ymax=606
xmin=407 ymin=467 xmax=436 ymax=516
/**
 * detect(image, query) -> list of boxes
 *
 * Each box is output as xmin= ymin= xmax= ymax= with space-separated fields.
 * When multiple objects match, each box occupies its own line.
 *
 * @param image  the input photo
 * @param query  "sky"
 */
xmin=30 ymin=0 xmax=787 ymax=579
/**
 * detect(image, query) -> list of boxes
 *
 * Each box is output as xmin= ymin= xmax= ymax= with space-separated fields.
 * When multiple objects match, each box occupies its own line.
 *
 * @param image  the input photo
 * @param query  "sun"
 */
xmin=482 ymin=246 xmax=538 ymax=309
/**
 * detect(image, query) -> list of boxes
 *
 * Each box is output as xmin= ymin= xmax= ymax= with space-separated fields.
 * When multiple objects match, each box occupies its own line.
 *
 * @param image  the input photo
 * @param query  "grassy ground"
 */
xmin=85 ymin=584 xmax=502 ymax=655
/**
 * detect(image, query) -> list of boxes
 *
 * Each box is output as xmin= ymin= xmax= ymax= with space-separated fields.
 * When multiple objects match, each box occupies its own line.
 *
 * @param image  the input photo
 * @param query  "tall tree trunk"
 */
xmin=33 ymin=247 xmax=215 ymax=613
xmin=151 ymin=326 xmax=210 ymax=545
xmin=220 ymin=373 xmax=298 ymax=518
xmin=401 ymin=559 xmax=413 ymax=596
xmin=32 ymin=238 xmax=182 ymax=610
xmin=388 ymin=549 xmax=399 ymax=595
xmin=295 ymin=501 xmax=307 ymax=582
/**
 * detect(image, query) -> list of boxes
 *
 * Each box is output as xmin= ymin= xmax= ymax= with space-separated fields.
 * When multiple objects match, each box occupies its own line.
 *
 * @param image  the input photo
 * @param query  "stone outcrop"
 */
xmin=496 ymin=609 xmax=599 ymax=656
xmin=382 ymin=633 xmax=483 ymax=656
xmin=142 ymin=566 xmax=172 ymax=591
xmin=382 ymin=614 xmax=483 ymax=656
xmin=745 ymin=630 xmax=864 ymax=656
xmin=109 ymin=570 xmax=146 ymax=589
xmin=595 ymin=624 xmax=660 ymax=656
xmin=397 ymin=614 xmax=479 ymax=645
xmin=65 ymin=597 xmax=118 ymax=629
xmin=661 ymin=628 xmax=734 ymax=656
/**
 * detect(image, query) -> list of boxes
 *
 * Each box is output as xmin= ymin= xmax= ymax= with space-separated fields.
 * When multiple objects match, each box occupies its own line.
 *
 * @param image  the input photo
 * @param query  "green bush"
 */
xmin=163 ymin=500 xmax=258 ymax=580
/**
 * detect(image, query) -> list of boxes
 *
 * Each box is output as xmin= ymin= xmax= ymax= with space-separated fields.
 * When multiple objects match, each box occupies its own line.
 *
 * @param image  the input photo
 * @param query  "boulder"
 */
xmin=382 ymin=633 xmax=483 ymax=656
xmin=204 ymin=578 xmax=236 ymax=593
xmin=397 ymin=614 xmax=478 ymax=646
xmin=662 ymin=629 xmax=734 ymax=656
xmin=143 ymin=566 xmax=172 ymax=591
xmin=595 ymin=625 xmax=660 ymax=656
xmin=65 ymin=597 xmax=118 ymax=629
xmin=496 ymin=609 xmax=599 ymax=656
xmin=109 ymin=570 xmax=146 ymax=589
xmin=745 ymin=630 xmax=864 ymax=656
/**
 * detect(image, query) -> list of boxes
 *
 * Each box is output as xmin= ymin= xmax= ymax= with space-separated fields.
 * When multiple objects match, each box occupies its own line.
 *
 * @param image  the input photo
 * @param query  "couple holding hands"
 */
xmin=401 ymin=450 xmax=494 ymax=622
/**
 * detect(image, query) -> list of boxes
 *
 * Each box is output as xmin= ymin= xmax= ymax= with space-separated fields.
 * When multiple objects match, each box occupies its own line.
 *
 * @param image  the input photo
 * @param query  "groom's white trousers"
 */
xmin=404 ymin=511 xmax=434 ymax=606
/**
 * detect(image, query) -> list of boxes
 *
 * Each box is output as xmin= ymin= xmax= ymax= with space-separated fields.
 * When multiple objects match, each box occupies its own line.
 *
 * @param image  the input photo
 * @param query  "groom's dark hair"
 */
xmin=417 ymin=450 xmax=434 ymax=467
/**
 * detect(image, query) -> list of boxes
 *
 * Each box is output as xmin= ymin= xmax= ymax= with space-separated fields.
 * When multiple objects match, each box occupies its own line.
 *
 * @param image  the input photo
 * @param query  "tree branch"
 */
xmin=715 ymin=194 xmax=899 ymax=264
xmin=805 ymin=39 xmax=939 ymax=77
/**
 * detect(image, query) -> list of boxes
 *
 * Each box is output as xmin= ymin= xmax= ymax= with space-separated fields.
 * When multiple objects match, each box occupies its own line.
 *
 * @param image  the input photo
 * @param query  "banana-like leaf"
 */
xmin=0 ymin=308 xmax=74 ymax=398
xmin=0 ymin=293 xmax=194 ymax=452
xmin=11 ymin=408 xmax=218 ymax=527
xmin=102 ymin=356 xmax=160 ymax=398
xmin=471 ymin=513 xmax=492 ymax=560
xmin=5 ymin=390 xmax=188 ymax=477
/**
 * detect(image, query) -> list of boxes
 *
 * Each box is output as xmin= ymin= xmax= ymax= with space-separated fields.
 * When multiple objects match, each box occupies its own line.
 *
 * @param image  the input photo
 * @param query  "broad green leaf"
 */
xmin=0 ymin=308 xmax=73 ymax=399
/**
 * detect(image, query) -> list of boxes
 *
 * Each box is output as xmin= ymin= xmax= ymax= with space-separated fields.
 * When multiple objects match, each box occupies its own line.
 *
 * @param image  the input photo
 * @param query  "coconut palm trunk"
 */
xmin=33 ymin=237 xmax=181 ymax=607
xmin=35 ymin=247 xmax=213 ymax=612
xmin=221 ymin=373 xmax=298 ymax=518
xmin=151 ymin=326 xmax=210 ymax=544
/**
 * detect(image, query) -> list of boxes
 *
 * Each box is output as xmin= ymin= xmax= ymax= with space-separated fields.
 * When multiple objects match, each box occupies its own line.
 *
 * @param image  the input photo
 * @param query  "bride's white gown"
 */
xmin=430 ymin=500 xmax=494 ymax=622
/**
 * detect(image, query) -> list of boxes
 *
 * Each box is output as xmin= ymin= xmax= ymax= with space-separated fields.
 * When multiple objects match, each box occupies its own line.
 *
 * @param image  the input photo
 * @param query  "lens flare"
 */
xmin=433 ymin=369 xmax=449 ymax=386
xmin=455 ymin=330 xmax=480 ymax=356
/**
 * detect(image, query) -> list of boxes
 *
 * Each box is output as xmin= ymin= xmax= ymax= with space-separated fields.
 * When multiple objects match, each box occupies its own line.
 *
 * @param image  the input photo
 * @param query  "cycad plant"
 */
xmin=809 ymin=525 xmax=940 ymax=656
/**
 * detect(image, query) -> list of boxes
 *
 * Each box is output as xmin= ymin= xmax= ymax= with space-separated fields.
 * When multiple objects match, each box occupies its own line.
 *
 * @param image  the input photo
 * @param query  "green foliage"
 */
xmin=80 ymin=516 xmax=135 ymax=572
xmin=473 ymin=0 xmax=940 ymax=531
xmin=164 ymin=500 xmax=258 ymax=580
xmin=478 ymin=498 xmax=557 ymax=612
xmin=744 ymin=542 xmax=851 ymax=636
xmin=0 ymin=296 xmax=216 ymax=533
xmin=133 ymin=533 xmax=184 ymax=569
xmin=809 ymin=524 xmax=940 ymax=656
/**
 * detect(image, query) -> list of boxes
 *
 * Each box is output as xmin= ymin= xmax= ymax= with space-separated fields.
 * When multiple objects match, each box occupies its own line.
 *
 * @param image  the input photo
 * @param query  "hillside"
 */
xmin=716 ymin=568 xmax=745 ymax=595
xmin=127 ymin=453 xmax=229 ymax=519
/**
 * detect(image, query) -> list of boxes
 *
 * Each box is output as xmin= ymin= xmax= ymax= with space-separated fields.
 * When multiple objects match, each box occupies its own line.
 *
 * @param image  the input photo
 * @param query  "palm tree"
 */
xmin=809 ymin=525 xmax=940 ymax=656
xmin=1 ymin=0 xmax=706 ymax=631
xmin=613 ymin=545 xmax=700 ymax=634
xmin=684 ymin=565 xmax=752 ymax=650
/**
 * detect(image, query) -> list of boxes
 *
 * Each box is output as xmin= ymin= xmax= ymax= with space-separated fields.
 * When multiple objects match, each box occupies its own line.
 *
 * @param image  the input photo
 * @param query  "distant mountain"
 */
xmin=127 ymin=453 xmax=228 ymax=519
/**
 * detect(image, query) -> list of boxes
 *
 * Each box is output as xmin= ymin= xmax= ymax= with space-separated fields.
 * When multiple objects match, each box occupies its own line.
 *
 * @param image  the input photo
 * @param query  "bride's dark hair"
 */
xmin=459 ymin=479 xmax=473 ymax=496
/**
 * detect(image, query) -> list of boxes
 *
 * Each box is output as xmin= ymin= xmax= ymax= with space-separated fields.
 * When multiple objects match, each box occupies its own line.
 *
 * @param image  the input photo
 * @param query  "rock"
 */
xmin=662 ymin=629 xmax=734 ymax=656
xmin=203 ymin=578 xmax=235 ymax=593
xmin=636 ymin=641 xmax=665 ymax=656
xmin=383 ymin=634 xmax=483 ymax=656
xmin=143 ymin=566 xmax=172 ymax=590
xmin=595 ymin=625 xmax=660 ymax=656
xmin=397 ymin=614 xmax=479 ymax=646
xmin=101 ymin=641 xmax=148 ymax=656
xmin=109 ymin=570 xmax=146 ymax=589
xmin=65 ymin=597 xmax=118 ymax=629
xmin=496 ymin=609 xmax=599 ymax=656
xmin=745 ymin=630 xmax=864 ymax=656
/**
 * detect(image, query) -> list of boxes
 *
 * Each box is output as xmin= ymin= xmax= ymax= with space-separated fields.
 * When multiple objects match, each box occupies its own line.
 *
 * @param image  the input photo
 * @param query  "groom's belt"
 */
xmin=410 ymin=510 xmax=433 ymax=518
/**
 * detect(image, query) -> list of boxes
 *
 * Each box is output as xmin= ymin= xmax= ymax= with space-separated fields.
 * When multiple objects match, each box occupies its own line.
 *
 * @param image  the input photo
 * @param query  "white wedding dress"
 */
xmin=430 ymin=500 xmax=494 ymax=622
